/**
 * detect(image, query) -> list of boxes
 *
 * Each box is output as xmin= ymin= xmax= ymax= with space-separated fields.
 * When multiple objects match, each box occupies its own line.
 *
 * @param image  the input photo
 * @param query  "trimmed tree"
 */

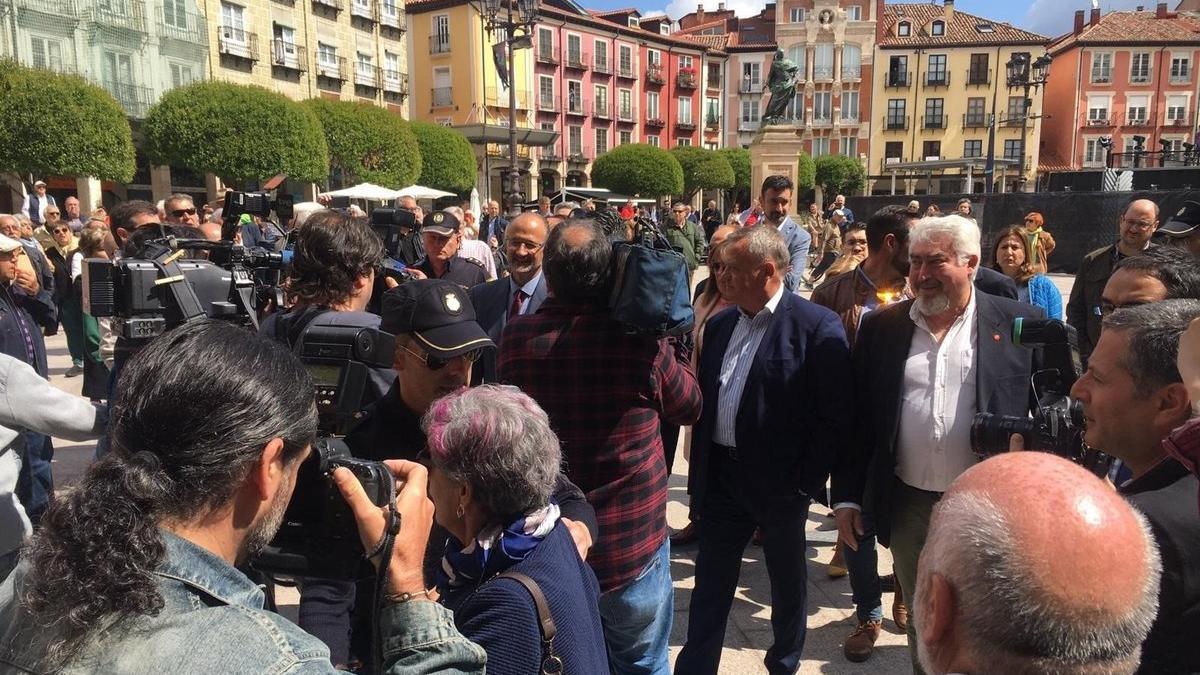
xmin=0 ymin=59 xmax=135 ymax=182
xmin=143 ymin=81 xmax=329 ymax=184
xmin=814 ymin=154 xmax=866 ymax=197
xmin=410 ymin=120 xmax=475 ymax=194
xmin=304 ymin=99 xmax=421 ymax=188
xmin=718 ymin=147 xmax=751 ymax=192
xmin=669 ymin=146 xmax=734 ymax=201
xmin=796 ymin=152 xmax=817 ymax=193
xmin=591 ymin=144 xmax=683 ymax=198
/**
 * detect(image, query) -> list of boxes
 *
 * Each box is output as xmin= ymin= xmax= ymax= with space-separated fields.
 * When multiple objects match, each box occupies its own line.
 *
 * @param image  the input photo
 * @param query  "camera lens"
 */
xmin=971 ymin=413 xmax=1038 ymax=458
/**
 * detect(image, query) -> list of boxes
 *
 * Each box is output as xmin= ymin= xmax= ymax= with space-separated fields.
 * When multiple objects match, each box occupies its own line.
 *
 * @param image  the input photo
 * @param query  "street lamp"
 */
xmin=996 ymin=52 xmax=1051 ymax=192
xmin=483 ymin=0 xmax=539 ymax=214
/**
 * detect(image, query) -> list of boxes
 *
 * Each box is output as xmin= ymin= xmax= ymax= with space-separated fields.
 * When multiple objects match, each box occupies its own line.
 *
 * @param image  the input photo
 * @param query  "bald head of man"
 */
xmin=915 ymin=452 xmax=1161 ymax=675
xmin=1118 ymin=198 xmax=1160 ymax=256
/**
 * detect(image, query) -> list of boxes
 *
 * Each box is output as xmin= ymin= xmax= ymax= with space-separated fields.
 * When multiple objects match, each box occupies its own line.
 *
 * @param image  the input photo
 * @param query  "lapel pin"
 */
xmin=993 ymin=333 xmax=1002 ymax=342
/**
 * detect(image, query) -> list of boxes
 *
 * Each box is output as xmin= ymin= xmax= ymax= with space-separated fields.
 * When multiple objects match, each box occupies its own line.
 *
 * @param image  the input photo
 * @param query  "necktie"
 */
xmin=509 ymin=289 xmax=527 ymax=320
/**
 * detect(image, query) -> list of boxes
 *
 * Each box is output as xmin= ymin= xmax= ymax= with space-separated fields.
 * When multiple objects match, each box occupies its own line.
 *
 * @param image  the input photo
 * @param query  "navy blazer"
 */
xmin=832 ymin=292 xmax=1044 ymax=546
xmin=688 ymin=291 xmax=852 ymax=519
xmin=469 ymin=274 xmax=548 ymax=384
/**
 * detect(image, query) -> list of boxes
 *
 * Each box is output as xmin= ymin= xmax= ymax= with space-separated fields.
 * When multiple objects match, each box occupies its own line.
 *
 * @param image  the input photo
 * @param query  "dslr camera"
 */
xmin=370 ymin=207 xmax=420 ymax=284
xmin=970 ymin=318 xmax=1113 ymax=476
xmin=220 ymin=189 xmax=294 ymax=243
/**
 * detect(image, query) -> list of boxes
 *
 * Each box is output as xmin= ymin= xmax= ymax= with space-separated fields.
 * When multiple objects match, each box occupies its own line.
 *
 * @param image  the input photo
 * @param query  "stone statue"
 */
xmin=763 ymin=49 xmax=799 ymax=124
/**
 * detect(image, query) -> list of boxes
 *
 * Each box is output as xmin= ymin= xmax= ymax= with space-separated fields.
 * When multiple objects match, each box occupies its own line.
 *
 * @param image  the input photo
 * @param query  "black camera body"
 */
xmin=970 ymin=318 xmax=1113 ymax=476
xmin=222 ymin=190 xmax=294 ymax=241
xmin=298 ymin=324 xmax=395 ymax=434
xmin=370 ymin=207 xmax=420 ymax=283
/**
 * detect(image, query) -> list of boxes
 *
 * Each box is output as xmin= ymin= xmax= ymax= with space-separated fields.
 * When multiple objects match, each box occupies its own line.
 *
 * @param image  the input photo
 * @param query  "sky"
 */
xmin=585 ymin=0 xmax=1157 ymax=38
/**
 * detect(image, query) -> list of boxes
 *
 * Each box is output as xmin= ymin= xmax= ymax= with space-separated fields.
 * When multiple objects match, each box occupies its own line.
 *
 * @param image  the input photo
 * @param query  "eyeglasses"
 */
xmin=673 ymin=210 xmax=687 ymax=214
xmin=507 ymin=239 xmax=544 ymax=252
xmin=1100 ymin=299 xmax=1149 ymax=317
xmin=401 ymin=344 xmax=484 ymax=371
xmin=1024 ymin=218 xmax=1036 ymax=223
xmin=1121 ymin=218 xmax=1156 ymax=230
xmin=45 ymin=211 xmax=60 ymax=216
xmin=52 ymin=228 xmax=70 ymax=234
xmin=170 ymin=208 xmax=197 ymax=217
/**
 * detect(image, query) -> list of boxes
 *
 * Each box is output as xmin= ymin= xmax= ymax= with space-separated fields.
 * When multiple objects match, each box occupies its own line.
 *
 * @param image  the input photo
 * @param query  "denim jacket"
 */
xmin=0 ymin=531 xmax=487 ymax=674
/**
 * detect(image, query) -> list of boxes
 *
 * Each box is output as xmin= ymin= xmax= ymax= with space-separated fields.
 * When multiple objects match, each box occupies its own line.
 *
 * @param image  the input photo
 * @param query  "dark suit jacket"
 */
xmin=832 ymin=293 xmax=1043 ymax=546
xmin=973 ymin=265 xmax=1018 ymax=300
xmin=688 ymin=292 xmax=852 ymax=519
xmin=469 ymin=274 xmax=548 ymax=384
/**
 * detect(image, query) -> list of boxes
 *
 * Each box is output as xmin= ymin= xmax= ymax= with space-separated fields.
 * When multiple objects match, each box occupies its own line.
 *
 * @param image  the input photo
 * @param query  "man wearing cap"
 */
xmin=20 ymin=182 xmax=55 ymax=227
xmin=1160 ymin=200 xmax=1200 ymax=258
xmin=414 ymin=211 xmax=487 ymax=290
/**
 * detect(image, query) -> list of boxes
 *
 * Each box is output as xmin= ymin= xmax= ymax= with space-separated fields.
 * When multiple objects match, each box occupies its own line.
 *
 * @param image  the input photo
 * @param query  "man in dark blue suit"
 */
xmin=677 ymin=226 xmax=853 ymax=675
xmin=469 ymin=212 xmax=549 ymax=384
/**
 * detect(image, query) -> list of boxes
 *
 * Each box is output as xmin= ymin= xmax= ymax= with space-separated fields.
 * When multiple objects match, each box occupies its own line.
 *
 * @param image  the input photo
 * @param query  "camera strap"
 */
xmin=370 ymin=478 xmax=401 ymax=675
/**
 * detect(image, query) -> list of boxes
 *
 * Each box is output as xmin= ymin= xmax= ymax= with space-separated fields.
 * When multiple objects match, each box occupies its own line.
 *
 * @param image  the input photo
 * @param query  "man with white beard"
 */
xmin=830 ymin=214 xmax=1043 ymax=673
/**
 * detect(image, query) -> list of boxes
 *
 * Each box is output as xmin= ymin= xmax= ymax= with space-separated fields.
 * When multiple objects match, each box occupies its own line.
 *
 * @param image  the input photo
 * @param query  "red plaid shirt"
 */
xmin=498 ymin=300 xmax=702 ymax=591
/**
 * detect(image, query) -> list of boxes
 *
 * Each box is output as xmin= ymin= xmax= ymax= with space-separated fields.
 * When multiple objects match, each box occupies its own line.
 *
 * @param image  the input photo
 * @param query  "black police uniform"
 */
xmin=414 ymin=255 xmax=487 ymax=289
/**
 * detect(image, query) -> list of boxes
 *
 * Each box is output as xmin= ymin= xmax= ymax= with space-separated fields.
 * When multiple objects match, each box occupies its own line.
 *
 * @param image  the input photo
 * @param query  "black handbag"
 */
xmin=608 ymin=218 xmax=695 ymax=338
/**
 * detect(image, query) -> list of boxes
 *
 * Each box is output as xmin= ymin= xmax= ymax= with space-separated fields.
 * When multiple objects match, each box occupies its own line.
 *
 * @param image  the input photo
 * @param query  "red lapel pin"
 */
xmin=993 ymin=333 xmax=1002 ymax=342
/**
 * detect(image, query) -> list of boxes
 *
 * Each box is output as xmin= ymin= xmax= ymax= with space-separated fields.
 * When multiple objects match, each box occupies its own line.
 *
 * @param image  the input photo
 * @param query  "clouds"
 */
xmin=1021 ymin=0 xmax=1149 ymax=36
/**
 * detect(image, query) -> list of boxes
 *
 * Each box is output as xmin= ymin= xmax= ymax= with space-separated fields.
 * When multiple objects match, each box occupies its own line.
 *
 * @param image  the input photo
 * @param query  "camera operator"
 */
xmin=0 ymin=320 xmax=486 ymax=674
xmin=1064 ymin=299 xmax=1200 ymax=674
xmin=393 ymin=197 xmax=426 ymax=267
xmin=109 ymin=200 xmax=160 ymax=255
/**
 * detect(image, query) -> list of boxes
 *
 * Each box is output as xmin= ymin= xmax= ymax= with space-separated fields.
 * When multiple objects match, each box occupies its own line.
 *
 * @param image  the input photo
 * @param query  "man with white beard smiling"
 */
xmin=830 ymin=214 xmax=1043 ymax=673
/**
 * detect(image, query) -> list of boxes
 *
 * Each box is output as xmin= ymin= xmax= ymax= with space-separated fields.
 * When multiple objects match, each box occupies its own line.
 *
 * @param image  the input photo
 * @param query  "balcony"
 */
xmin=962 ymin=113 xmax=989 ymax=129
xmin=646 ymin=64 xmax=665 ymax=85
xmin=966 ymin=68 xmax=991 ymax=86
xmin=382 ymin=70 xmax=408 ymax=97
xmin=315 ymin=55 xmax=349 ymax=80
xmin=839 ymin=113 xmax=860 ymax=125
xmin=1167 ymin=114 xmax=1191 ymax=126
xmin=707 ymin=75 xmax=721 ymax=90
xmin=617 ymin=63 xmax=635 ymax=79
xmin=354 ymin=64 xmax=382 ymax=89
xmin=430 ymin=35 xmax=451 ymax=54
xmin=881 ymin=157 xmax=907 ymax=172
xmin=593 ymin=55 xmax=611 ymax=74
xmin=218 ymin=28 xmax=259 ymax=61
xmin=567 ymin=148 xmax=591 ymax=164
xmin=885 ymin=71 xmax=910 ymax=88
xmin=565 ymin=97 xmax=587 ymax=116
xmin=810 ymin=114 xmax=832 ymax=127
xmin=646 ymin=117 xmax=665 ymax=127
xmin=1082 ymin=114 xmax=1114 ymax=128
xmin=1001 ymin=113 xmax=1025 ymax=127
xmin=677 ymin=69 xmax=698 ymax=89
xmin=432 ymin=87 xmax=453 ymax=107
xmin=813 ymin=65 xmax=834 ymax=81
xmin=922 ymin=114 xmax=945 ymax=130
xmin=379 ymin=2 xmax=405 ymax=30
xmin=484 ymin=87 xmax=531 ymax=109
xmin=1170 ymin=71 xmax=1191 ymax=84
xmin=593 ymin=101 xmax=610 ymax=119
xmin=312 ymin=0 xmax=343 ymax=12
xmin=1131 ymin=72 xmax=1150 ymax=84
xmin=1091 ymin=71 xmax=1111 ymax=84
xmin=739 ymin=79 xmax=762 ymax=94
xmin=536 ymin=45 xmax=559 ymax=65
xmin=706 ymin=115 xmax=720 ymax=130
xmin=350 ymin=0 xmax=376 ymax=21
xmin=270 ymin=40 xmax=308 ymax=72
xmin=540 ymin=147 xmax=562 ymax=162
xmin=839 ymin=66 xmax=861 ymax=81
xmin=617 ymin=105 xmax=636 ymax=122
xmin=738 ymin=120 xmax=761 ymax=132
xmin=1124 ymin=113 xmax=1150 ymax=127
xmin=158 ymin=4 xmax=207 ymax=45
xmin=676 ymin=118 xmax=696 ymax=131
xmin=89 ymin=0 xmax=146 ymax=32
xmin=882 ymin=115 xmax=909 ymax=131
xmin=565 ymin=51 xmax=589 ymax=70
xmin=537 ymin=96 xmax=559 ymax=113
xmin=14 ymin=0 xmax=76 ymax=15
xmin=103 ymin=80 xmax=154 ymax=118
xmin=924 ymin=71 xmax=950 ymax=87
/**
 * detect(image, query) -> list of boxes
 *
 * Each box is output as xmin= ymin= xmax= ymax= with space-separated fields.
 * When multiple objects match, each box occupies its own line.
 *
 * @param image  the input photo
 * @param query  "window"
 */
xmin=567 ymin=80 xmax=583 ymax=113
xmin=888 ymin=55 xmax=907 ymax=86
xmin=619 ymin=44 xmax=633 ymax=73
xmin=1003 ymin=139 xmax=1024 ymax=162
xmin=885 ymin=141 xmax=904 ymax=162
xmin=968 ymin=53 xmax=989 ymax=84
xmin=741 ymin=99 xmax=760 ymax=124
xmin=927 ymin=54 xmax=947 ymax=85
xmin=567 ymin=34 xmax=582 ymax=64
xmin=647 ymin=135 xmax=660 ymax=147
xmin=1123 ymin=137 xmax=1139 ymax=155
xmin=434 ymin=14 xmax=450 ymax=43
xmin=169 ymin=62 xmax=194 ymax=88
xmin=841 ymin=135 xmax=858 ymax=157
xmin=356 ymin=52 xmax=373 ymax=81
xmin=924 ymin=98 xmax=944 ymax=127
xmin=538 ymin=27 xmax=553 ymax=58
xmin=29 ymin=36 xmax=63 ymax=71
xmin=539 ymin=76 xmax=554 ymax=107
xmin=432 ymin=66 xmax=451 ymax=105
xmin=846 ymin=5 xmax=861 ymax=20
xmin=594 ymin=85 xmax=608 ymax=115
xmin=678 ymin=96 xmax=693 ymax=124
xmin=1091 ymin=52 xmax=1112 ymax=83
xmin=678 ymin=137 xmax=692 ymax=147
xmin=628 ymin=16 xmax=638 ymax=28
xmin=707 ymin=61 xmax=721 ymax=86
xmin=1171 ymin=55 xmax=1191 ymax=81
xmin=842 ymin=44 xmax=861 ymax=78
xmin=975 ymin=23 xmax=994 ymax=33
xmin=102 ymin=50 xmax=133 ymax=88
xmin=706 ymin=97 xmax=720 ymax=123
xmin=1131 ymin=52 xmax=1151 ymax=83
xmin=594 ymin=40 xmax=608 ymax=69
xmin=963 ymin=139 xmax=982 ymax=158
xmin=1087 ymin=95 xmax=1110 ymax=122
xmin=1084 ymin=138 xmax=1104 ymax=165
xmin=1006 ymin=96 xmax=1026 ymax=124
xmin=384 ymin=51 xmax=400 ymax=81
xmin=841 ymin=91 xmax=859 ymax=120
xmin=897 ymin=20 xmax=910 ymax=36
xmin=618 ymin=88 xmax=632 ymax=118
xmin=965 ymin=97 xmax=986 ymax=125
xmin=813 ymin=91 xmax=832 ymax=121
xmin=162 ymin=0 xmax=188 ymax=27
xmin=680 ymin=55 xmax=693 ymax=70
xmin=789 ymin=7 xmax=804 ymax=22
xmin=742 ymin=62 xmax=762 ymax=88
xmin=786 ymin=46 xmax=807 ymax=75
xmin=1126 ymin=94 xmax=1148 ymax=123
xmin=647 ymin=49 xmax=661 ymax=66
xmin=647 ymin=91 xmax=660 ymax=119
xmin=886 ymin=99 xmax=906 ymax=128
xmin=786 ymin=91 xmax=803 ymax=121
xmin=221 ymin=1 xmax=245 ymax=37
xmin=922 ymin=140 xmax=941 ymax=159
xmin=568 ymin=126 xmax=582 ymax=155
xmin=595 ymin=128 xmax=608 ymax=155
xmin=814 ymin=43 xmax=834 ymax=79
xmin=1167 ymin=94 xmax=1187 ymax=122
xmin=812 ymin=137 xmax=830 ymax=156
xmin=619 ymin=130 xmax=632 ymax=145
xmin=931 ymin=20 xmax=944 ymax=36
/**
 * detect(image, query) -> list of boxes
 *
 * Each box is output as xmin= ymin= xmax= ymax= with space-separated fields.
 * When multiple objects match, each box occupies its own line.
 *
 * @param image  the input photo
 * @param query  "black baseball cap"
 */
xmin=1160 ymin=201 xmax=1200 ymax=237
xmin=422 ymin=210 xmax=460 ymax=236
xmin=379 ymin=279 xmax=493 ymax=357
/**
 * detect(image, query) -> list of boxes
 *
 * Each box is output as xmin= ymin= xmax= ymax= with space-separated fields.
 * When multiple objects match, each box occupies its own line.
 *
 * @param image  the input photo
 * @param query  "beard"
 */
xmin=241 ymin=473 xmax=293 ymax=560
xmin=914 ymin=291 xmax=951 ymax=316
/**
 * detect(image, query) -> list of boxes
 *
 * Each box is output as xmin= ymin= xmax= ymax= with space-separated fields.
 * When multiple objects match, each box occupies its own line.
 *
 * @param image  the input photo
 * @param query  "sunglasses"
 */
xmin=52 ymin=228 xmax=70 ymax=234
xmin=401 ymin=344 xmax=484 ymax=370
xmin=171 ymin=208 xmax=197 ymax=217
xmin=45 ymin=212 xmax=60 ymax=216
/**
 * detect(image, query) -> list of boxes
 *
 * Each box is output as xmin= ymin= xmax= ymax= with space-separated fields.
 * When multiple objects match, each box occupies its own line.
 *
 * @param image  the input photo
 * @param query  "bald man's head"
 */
xmin=916 ymin=453 xmax=1161 ymax=675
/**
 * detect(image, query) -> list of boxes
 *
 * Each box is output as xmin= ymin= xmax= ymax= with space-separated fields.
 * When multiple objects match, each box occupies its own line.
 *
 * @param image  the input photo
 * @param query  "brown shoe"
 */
xmin=669 ymin=521 xmax=699 ymax=545
xmin=843 ymin=620 xmax=882 ymax=662
xmin=827 ymin=540 xmax=848 ymax=579
xmin=892 ymin=587 xmax=909 ymax=633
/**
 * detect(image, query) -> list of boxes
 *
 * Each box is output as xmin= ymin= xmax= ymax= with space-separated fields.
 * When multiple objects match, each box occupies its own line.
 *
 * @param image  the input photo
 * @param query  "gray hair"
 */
xmin=909 ymin=214 xmax=981 ymax=262
xmin=164 ymin=193 xmax=194 ymax=210
xmin=1103 ymin=299 xmax=1200 ymax=397
xmin=725 ymin=224 xmax=790 ymax=272
xmin=919 ymin=491 xmax=1161 ymax=674
xmin=421 ymin=385 xmax=561 ymax=519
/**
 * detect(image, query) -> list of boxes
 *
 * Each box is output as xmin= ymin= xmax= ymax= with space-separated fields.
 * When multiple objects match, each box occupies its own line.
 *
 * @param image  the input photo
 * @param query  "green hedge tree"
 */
xmin=669 ymin=146 xmax=734 ymax=201
xmin=718 ymin=147 xmax=751 ymax=192
xmin=0 ymin=60 xmax=135 ymax=182
xmin=592 ymin=144 xmax=683 ymax=198
xmin=410 ymin=121 xmax=476 ymax=194
xmin=796 ymin=152 xmax=816 ymax=193
xmin=143 ymin=81 xmax=329 ymax=184
xmin=814 ymin=154 xmax=866 ymax=197
xmin=304 ymin=99 xmax=421 ymax=188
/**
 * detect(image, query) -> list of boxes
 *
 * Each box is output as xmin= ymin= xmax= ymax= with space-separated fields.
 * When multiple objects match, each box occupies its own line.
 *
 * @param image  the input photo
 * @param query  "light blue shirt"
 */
xmin=509 ymin=270 xmax=543 ymax=316
xmin=713 ymin=285 xmax=785 ymax=447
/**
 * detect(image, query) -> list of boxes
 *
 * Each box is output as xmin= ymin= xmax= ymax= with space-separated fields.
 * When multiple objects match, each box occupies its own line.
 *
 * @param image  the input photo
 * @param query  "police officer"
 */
xmin=413 ymin=211 xmax=487 ymax=289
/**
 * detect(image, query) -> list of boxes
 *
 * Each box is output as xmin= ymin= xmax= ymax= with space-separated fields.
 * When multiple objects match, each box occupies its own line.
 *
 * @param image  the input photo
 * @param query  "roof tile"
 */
xmin=1050 ymin=10 xmax=1200 ymax=51
xmin=880 ymin=4 xmax=1047 ymax=47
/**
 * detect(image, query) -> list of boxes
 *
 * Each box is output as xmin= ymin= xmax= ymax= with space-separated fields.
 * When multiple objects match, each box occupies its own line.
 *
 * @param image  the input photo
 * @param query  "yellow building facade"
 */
xmin=869 ymin=3 xmax=1048 ymax=194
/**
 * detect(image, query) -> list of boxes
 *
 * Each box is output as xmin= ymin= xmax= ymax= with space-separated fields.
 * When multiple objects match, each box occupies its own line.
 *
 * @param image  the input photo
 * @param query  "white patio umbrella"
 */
xmin=318 ymin=182 xmax=402 ymax=201
xmin=395 ymin=184 xmax=458 ymax=200
xmin=469 ymin=187 xmax=481 ymax=222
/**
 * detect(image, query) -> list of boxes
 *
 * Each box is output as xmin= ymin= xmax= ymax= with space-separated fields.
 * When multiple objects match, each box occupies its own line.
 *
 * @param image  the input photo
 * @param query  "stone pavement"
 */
xmin=38 ymin=272 xmax=1077 ymax=674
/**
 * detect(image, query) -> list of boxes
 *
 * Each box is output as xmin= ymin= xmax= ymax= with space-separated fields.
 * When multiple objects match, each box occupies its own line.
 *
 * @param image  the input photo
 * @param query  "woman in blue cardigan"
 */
xmin=992 ymin=225 xmax=1063 ymax=319
xmin=424 ymin=385 xmax=609 ymax=675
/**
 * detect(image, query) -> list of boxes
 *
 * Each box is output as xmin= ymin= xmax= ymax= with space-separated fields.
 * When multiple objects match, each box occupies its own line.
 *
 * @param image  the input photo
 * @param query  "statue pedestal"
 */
xmin=750 ymin=124 xmax=807 ymax=197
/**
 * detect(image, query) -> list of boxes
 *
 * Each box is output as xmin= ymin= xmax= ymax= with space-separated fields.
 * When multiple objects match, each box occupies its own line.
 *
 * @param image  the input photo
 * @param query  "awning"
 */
xmin=453 ymin=123 xmax=560 ymax=147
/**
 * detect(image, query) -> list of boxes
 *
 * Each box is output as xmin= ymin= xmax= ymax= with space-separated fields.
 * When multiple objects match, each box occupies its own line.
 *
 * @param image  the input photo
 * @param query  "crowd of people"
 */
xmin=0 ymin=174 xmax=1198 ymax=675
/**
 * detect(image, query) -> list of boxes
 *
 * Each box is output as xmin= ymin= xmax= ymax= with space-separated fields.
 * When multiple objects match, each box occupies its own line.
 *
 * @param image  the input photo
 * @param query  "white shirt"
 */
xmin=509 ymin=270 xmax=542 ymax=316
xmin=457 ymin=238 xmax=498 ymax=281
xmin=713 ymin=285 xmax=785 ymax=447
xmin=895 ymin=291 xmax=979 ymax=492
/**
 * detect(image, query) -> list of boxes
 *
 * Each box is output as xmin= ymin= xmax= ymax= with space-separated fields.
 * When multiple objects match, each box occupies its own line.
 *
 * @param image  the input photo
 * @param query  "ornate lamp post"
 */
xmin=482 ymin=0 xmax=539 ymax=214
xmin=1000 ymin=52 xmax=1051 ymax=191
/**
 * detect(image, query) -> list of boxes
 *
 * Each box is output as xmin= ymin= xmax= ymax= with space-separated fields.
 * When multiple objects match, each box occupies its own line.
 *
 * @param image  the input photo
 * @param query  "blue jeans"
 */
xmin=842 ymin=512 xmax=883 ymax=624
xmin=596 ymin=537 xmax=673 ymax=675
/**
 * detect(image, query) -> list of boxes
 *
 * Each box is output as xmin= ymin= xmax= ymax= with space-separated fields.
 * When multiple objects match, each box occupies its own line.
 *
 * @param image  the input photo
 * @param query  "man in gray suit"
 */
xmin=469 ymin=212 xmax=550 ymax=384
